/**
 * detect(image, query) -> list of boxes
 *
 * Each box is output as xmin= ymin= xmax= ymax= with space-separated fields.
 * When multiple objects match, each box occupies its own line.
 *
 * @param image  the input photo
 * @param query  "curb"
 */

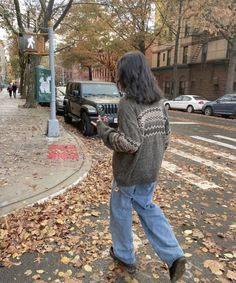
xmin=0 ymin=130 xmax=92 ymax=218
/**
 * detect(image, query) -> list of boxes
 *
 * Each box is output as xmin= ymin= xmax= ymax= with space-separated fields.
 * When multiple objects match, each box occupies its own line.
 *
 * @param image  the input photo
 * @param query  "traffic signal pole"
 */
xmin=47 ymin=20 xmax=60 ymax=137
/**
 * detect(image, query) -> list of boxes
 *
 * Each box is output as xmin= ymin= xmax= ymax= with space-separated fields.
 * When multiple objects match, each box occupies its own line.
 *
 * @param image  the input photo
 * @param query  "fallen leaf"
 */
xmin=203 ymin=260 xmax=225 ymax=275
xmin=226 ymin=270 xmax=236 ymax=281
xmin=36 ymin=270 xmax=45 ymax=274
xmin=84 ymin=264 xmax=92 ymax=272
xmin=24 ymin=270 xmax=32 ymax=276
xmin=61 ymin=256 xmax=71 ymax=264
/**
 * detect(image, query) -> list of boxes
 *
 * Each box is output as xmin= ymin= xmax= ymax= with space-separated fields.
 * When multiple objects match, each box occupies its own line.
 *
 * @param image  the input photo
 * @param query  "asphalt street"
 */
xmin=0 ymin=107 xmax=235 ymax=283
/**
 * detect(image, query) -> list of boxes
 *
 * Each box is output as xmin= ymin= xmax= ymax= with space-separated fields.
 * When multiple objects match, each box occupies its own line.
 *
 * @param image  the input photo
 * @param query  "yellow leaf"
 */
xmin=61 ymin=256 xmax=70 ymax=264
xmin=56 ymin=218 xmax=64 ymax=224
xmin=184 ymin=253 xmax=192 ymax=258
xmin=36 ymin=269 xmax=44 ymax=274
xmin=184 ymin=230 xmax=193 ymax=236
xmin=152 ymin=273 xmax=160 ymax=279
xmin=58 ymin=271 xmax=65 ymax=277
xmin=84 ymin=264 xmax=92 ymax=272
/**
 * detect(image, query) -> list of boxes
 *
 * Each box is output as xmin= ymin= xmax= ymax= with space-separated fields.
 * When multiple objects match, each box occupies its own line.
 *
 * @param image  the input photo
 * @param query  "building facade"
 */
xmin=0 ymin=40 xmax=7 ymax=87
xmin=151 ymin=27 xmax=236 ymax=101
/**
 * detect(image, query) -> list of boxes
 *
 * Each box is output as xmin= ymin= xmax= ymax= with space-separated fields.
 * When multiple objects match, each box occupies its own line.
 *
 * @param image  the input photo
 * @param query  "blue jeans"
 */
xmin=110 ymin=180 xmax=184 ymax=267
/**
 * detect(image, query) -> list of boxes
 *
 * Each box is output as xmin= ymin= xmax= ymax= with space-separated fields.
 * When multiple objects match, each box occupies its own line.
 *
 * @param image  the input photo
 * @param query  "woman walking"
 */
xmin=93 ymin=51 xmax=186 ymax=282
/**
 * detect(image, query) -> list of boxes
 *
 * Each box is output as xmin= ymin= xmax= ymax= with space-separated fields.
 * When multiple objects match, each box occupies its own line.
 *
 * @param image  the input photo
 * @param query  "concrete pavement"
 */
xmin=0 ymin=89 xmax=91 ymax=217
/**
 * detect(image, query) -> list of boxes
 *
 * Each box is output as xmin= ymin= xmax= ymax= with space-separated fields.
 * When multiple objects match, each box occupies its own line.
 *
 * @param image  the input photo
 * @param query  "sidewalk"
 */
xmin=0 ymin=90 xmax=91 ymax=217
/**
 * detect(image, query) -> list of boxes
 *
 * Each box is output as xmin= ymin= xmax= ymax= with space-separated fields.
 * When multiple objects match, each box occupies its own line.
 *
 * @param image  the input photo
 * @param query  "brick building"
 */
xmin=151 ymin=28 xmax=236 ymax=101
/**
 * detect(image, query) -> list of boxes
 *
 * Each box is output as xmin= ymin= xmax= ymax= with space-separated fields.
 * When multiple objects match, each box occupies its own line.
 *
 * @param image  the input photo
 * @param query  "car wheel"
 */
xmin=187 ymin=105 xmax=194 ymax=113
xmin=204 ymin=106 xmax=213 ymax=116
xmin=81 ymin=113 xmax=94 ymax=136
xmin=165 ymin=103 xmax=171 ymax=110
xmin=64 ymin=107 xmax=72 ymax=123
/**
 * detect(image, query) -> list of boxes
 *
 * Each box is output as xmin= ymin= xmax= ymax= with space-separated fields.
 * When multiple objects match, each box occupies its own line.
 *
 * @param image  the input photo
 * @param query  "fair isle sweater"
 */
xmin=97 ymin=97 xmax=170 ymax=186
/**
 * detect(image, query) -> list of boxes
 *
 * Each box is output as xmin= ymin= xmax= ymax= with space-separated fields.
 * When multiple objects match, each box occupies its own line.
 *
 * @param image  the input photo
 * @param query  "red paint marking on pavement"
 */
xmin=47 ymin=144 xmax=79 ymax=160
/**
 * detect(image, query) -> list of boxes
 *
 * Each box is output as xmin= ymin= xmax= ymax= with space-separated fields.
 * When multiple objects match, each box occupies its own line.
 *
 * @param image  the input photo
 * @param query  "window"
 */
xmin=184 ymin=24 xmax=191 ymax=37
xmin=179 ymin=81 xmax=186 ymax=95
xmin=183 ymin=46 xmax=188 ymax=64
xmin=174 ymin=95 xmax=183 ymax=101
xmin=163 ymin=53 xmax=166 ymax=62
xmin=164 ymin=81 xmax=171 ymax=95
xmin=157 ymin=53 xmax=160 ymax=67
xmin=167 ymin=50 xmax=171 ymax=66
xmin=201 ymin=44 xmax=208 ymax=63
xmin=182 ymin=96 xmax=191 ymax=101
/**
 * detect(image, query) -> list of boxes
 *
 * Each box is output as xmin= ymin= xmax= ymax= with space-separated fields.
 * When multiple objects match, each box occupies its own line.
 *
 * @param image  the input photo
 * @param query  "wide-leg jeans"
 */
xmin=110 ymin=180 xmax=184 ymax=267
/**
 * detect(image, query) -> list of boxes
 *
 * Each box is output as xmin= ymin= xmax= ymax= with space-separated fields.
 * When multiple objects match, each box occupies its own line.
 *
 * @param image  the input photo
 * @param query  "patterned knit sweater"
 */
xmin=97 ymin=97 xmax=170 ymax=186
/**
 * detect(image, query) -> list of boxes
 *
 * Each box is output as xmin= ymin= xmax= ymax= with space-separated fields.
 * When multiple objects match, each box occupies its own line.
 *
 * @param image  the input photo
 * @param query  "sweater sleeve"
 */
xmin=97 ymin=101 xmax=142 ymax=153
xmin=163 ymin=106 xmax=171 ymax=150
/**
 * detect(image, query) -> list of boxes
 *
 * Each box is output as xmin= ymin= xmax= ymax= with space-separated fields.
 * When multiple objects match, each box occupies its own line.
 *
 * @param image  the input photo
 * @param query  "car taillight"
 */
xmin=198 ymin=101 xmax=204 ymax=104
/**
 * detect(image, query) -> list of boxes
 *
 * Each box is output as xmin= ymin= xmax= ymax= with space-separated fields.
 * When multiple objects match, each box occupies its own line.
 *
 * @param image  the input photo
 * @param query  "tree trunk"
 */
xmin=225 ymin=37 xmax=236 ymax=94
xmin=23 ymin=55 xmax=40 ymax=108
xmin=172 ymin=0 xmax=183 ymax=99
xmin=88 ymin=66 xmax=92 ymax=81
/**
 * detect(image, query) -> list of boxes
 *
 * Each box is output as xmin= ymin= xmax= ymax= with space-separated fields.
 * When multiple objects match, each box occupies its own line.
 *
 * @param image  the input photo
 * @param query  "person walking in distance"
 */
xmin=92 ymin=51 xmax=186 ymax=282
xmin=7 ymin=83 xmax=13 ymax=98
xmin=12 ymin=82 xmax=17 ymax=98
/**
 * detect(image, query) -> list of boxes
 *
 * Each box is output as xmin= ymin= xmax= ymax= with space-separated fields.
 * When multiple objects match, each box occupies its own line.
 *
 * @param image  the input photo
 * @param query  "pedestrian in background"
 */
xmin=12 ymin=83 xmax=17 ymax=98
xmin=7 ymin=83 xmax=13 ymax=98
xmin=93 ymin=51 xmax=186 ymax=282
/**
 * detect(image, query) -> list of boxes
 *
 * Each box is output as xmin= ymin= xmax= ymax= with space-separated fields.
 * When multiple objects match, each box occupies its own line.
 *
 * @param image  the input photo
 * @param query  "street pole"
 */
xmin=47 ymin=20 xmax=60 ymax=137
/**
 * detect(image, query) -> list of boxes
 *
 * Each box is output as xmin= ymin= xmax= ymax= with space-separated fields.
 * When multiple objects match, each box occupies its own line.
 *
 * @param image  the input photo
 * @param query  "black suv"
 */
xmin=63 ymin=81 xmax=120 ymax=136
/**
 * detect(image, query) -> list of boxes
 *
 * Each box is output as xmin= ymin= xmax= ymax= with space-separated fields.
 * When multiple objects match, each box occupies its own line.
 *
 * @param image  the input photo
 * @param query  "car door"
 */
xmin=181 ymin=96 xmax=192 ymax=110
xmin=171 ymin=95 xmax=183 ymax=109
xmin=214 ymin=95 xmax=233 ymax=114
xmin=229 ymin=94 xmax=236 ymax=115
xmin=69 ymin=83 xmax=78 ymax=115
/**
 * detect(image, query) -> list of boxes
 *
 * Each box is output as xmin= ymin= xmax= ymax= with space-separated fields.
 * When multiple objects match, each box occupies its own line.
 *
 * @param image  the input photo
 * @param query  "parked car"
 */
xmin=63 ymin=81 xmax=120 ymax=136
xmin=202 ymin=93 xmax=236 ymax=117
xmin=164 ymin=95 xmax=209 ymax=113
xmin=56 ymin=86 xmax=66 ymax=114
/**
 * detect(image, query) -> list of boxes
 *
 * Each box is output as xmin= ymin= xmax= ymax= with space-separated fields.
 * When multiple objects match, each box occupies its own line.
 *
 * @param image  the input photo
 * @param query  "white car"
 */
xmin=164 ymin=95 xmax=209 ymax=113
xmin=56 ymin=86 xmax=66 ymax=113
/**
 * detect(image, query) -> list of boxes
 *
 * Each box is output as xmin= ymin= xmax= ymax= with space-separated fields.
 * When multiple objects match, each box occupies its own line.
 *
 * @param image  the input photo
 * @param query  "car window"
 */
xmin=219 ymin=95 xmax=232 ymax=102
xmin=81 ymin=84 xmax=119 ymax=97
xmin=193 ymin=96 xmax=205 ymax=100
xmin=231 ymin=95 xmax=236 ymax=101
xmin=174 ymin=96 xmax=183 ymax=101
xmin=182 ymin=96 xmax=191 ymax=101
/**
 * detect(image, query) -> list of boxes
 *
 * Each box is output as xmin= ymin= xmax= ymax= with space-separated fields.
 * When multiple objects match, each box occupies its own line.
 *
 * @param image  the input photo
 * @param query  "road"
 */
xmin=0 ymin=108 xmax=235 ymax=283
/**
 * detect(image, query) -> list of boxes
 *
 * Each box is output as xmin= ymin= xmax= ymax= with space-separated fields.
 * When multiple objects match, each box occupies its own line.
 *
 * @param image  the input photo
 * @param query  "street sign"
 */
xmin=35 ymin=65 xmax=51 ymax=103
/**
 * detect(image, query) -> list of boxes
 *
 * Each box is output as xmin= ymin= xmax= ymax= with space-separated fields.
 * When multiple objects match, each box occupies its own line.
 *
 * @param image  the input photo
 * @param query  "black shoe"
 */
xmin=169 ymin=256 xmax=187 ymax=282
xmin=109 ymin=247 xmax=136 ymax=274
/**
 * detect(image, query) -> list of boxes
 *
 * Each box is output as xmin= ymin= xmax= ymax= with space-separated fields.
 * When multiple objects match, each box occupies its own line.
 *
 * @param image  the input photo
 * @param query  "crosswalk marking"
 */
xmin=214 ymin=135 xmax=236 ymax=143
xmin=191 ymin=136 xmax=236 ymax=150
xmin=169 ymin=148 xmax=236 ymax=178
xmin=162 ymin=161 xmax=221 ymax=190
xmin=174 ymin=139 xmax=236 ymax=161
xmin=170 ymin=122 xmax=198 ymax=125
